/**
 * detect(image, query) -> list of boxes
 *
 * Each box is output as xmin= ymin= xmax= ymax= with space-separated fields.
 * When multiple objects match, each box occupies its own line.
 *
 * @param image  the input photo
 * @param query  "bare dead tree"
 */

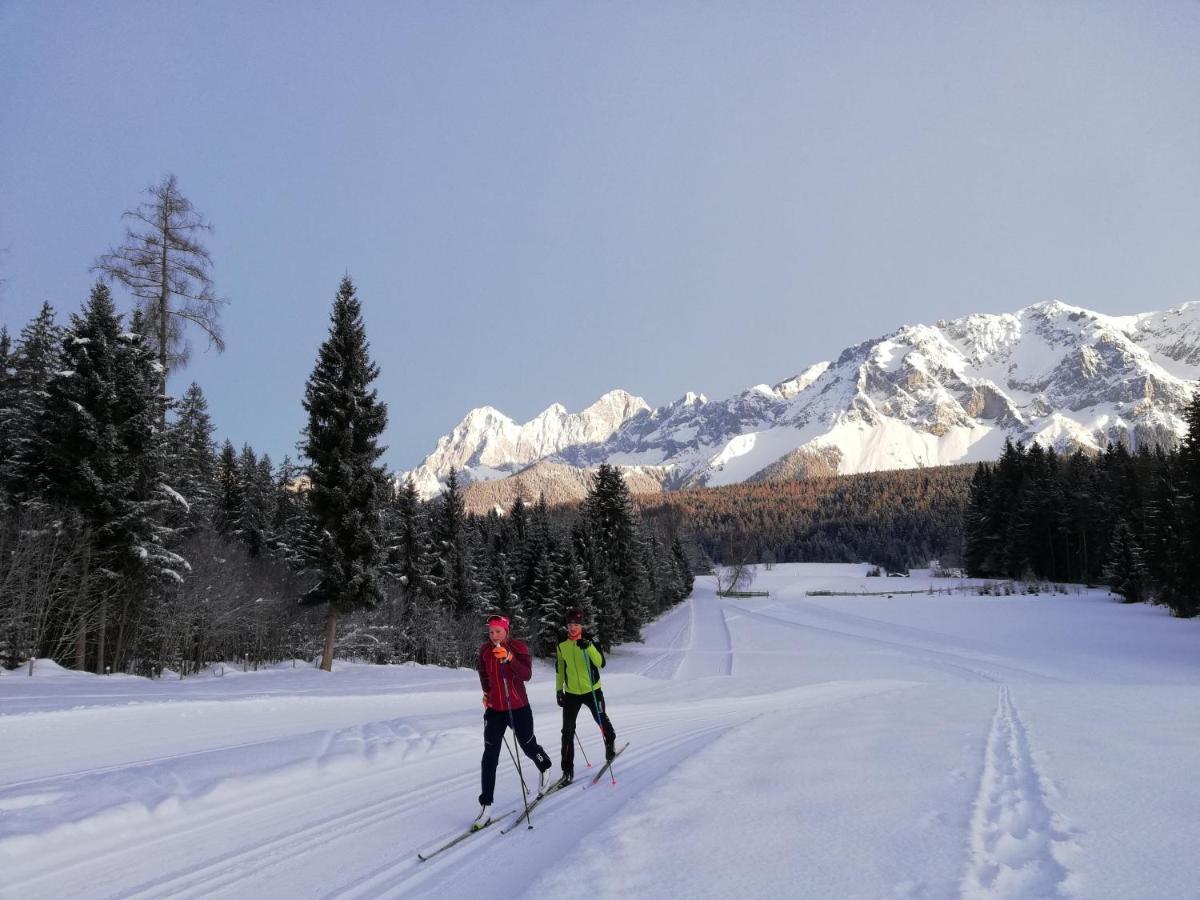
xmin=714 ymin=535 xmax=757 ymax=596
xmin=92 ymin=174 xmax=225 ymax=404
xmin=715 ymin=561 xmax=757 ymax=595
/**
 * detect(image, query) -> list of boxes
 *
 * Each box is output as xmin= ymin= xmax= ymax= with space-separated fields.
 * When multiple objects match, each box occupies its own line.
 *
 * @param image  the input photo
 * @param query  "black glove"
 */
xmin=576 ymin=637 xmax=591 ymax=651
xmin=556 ymin=691 xmax=565 ymax=707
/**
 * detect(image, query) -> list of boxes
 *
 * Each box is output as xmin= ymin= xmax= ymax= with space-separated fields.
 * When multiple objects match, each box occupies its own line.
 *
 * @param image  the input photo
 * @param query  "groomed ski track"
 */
xmin=3 ymin=563 xmax=1199 ymax=898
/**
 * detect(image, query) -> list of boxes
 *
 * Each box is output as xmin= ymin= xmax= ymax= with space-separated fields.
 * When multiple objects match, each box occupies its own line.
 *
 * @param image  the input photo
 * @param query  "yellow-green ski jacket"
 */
xmin=555 ymin=639 xmax=606 ymax=695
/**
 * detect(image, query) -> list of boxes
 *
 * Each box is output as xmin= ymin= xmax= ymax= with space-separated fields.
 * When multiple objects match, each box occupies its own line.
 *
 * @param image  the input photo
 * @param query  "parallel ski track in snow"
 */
xmin=3 ymin=732 xmax=326 ymax=793
xmin=671 ymin=596 xmax=735 ymax=680
xmin=0 ymin=677 xmax=472 ymax=717
xmin=636 ymin=603 xmax=692 ymax=679
xmin=88 ymin=717 xmax=745 ymax=900
xmin=108 ymin=766 xmax=483 ymax=900
xmin=962 ymin=686 xmax=1077 ymax=898
xmin=1 ymin=705 xmax=676 ymax=896
xmin=3 ymin=738 xmax=469 ymax=898
xmin=722 ymin=602 xmax=1065 ymax=684
xmin=328 ymin=719 xmax=745 ymax=900
xmin=10 ymin=684 xmax=906 ymax=900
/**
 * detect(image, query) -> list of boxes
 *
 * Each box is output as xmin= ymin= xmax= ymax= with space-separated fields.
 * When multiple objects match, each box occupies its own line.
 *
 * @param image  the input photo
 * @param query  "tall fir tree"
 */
xmin=5 ymin=302 xmax=63 ymax=499
xmin=237 ymin=444 xmax=272 ymax=557
xmin=392 ymin=475 xmax=432 ymax=601
xmin=165 ymin=381 xmax=216 ymax=533
xmin=582 ymin=464 xmax=646 ymax=647
xmin=671 ymin=536 xmax=695 ymax=599
xmin=40 ymin=284 xmax=178 ymax=672
xmin=270 ymin=455 xmax=308 ymax=566
xmin=214 ymin=440 xmax=243 ymax=537
xmin=0 ymin=327 xmax=15 ymax=503
xmin=1103 ymin=518 xmax=1149 ymax=604
xmin=1169 ymin=392 xmax=1200 ymax=616
xmin=431 ymin=468 xmax=479 ymax=620
xmin=301 ymin=276 xmax=389 ymax=670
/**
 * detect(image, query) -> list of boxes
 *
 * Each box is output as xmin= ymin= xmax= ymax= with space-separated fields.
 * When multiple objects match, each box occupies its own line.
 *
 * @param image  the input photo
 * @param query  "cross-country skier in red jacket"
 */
xmin=476 ymin=615 xmax=552 ymax=818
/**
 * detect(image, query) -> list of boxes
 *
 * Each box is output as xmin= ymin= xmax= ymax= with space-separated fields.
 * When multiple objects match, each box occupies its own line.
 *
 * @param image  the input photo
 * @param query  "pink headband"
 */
xmin=487 ymin=615 xmax=510 ymax=631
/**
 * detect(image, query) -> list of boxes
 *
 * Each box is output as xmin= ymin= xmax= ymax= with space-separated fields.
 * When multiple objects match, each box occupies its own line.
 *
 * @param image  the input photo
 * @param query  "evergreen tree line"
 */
xmin=963 ymin=399 xmax=1200 ymax=617
xmin=638 ymin=465 xmax=974 ymax=572
xmin=0 ymin=294 xmax=692 ymax=675
xmin=0 ymin=290 xmax=314 ymax=674
xmin=357 ymin=463 xmax=695 ymax=665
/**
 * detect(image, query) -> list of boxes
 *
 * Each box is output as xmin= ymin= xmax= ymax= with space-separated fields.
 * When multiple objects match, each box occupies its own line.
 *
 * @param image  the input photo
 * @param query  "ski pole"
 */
xmin=576 ymin=732 xmax=592 ymax=768
xmin=499 ymin=662 xmax=532 ymax=827
xmin=502 ymin=734 xmax=523 ymax=784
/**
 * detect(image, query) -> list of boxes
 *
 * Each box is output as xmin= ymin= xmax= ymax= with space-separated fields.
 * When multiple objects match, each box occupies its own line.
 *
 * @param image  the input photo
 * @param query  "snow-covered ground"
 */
xmin=2 ymin=564 xmax=1198 ymax=899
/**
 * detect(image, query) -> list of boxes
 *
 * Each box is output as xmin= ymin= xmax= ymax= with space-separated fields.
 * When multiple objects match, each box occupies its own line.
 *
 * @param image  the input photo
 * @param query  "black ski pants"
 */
xmin=560 ymin=689 xmax=616 ymax=775
xmin=480 ymin=704 xmax=551 ymax=806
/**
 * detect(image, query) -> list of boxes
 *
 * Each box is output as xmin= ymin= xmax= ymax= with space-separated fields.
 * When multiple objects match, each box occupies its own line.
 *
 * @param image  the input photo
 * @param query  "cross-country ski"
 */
xmin=583 ymin=742 xmax=629 ymax=788
xmin=417 ymin=809 xmax=516 ymax=862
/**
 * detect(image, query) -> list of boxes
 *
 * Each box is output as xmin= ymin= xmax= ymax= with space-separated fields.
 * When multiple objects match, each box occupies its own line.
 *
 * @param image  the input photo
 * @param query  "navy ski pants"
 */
xmin=480 ymin=704 xmax=551 ymax=805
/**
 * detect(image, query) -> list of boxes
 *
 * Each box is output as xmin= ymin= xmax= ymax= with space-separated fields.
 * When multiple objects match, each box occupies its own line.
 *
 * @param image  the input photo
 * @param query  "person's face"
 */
xmin=488 ymin=625 xmax=507 ymax=643
xmin=566 ymin=622 xmax=582 ymax=639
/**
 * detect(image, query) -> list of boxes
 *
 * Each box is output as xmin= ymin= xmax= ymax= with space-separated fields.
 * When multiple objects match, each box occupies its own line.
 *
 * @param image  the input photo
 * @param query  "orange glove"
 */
xmin=492 ymin=645 xmax=511 ymax=663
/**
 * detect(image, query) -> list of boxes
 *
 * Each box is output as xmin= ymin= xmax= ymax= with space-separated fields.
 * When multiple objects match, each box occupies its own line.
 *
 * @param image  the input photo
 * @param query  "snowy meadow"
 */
xmin=2 ymin=563 xmax=1198 ymax=900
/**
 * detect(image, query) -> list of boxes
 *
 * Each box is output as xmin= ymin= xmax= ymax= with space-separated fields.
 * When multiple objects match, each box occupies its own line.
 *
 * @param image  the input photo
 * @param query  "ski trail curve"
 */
xmin=962 ymin=686 xmax=1079 ymax=899
xmin=671 ymin=597 xmax=734 ymax=680
xmin=637 ymin=603 xmax=691 ymax=680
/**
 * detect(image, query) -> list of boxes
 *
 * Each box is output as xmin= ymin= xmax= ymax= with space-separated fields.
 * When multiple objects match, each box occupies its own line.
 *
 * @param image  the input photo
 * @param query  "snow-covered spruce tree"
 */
xmin=3 ymin=302 xmax=63 ymax=500
xmin=1103 ymin=519 xmax=1149 ymax=604
xmin=583 ymin=464 xmax=647 ymax=645
xmin=475 ymin=509 xmax=519 ymax=628
xmin=270 ymin=456 xmax=308 ymax=567
xmin=671 ymin=536 xmax=695 ymax=600
xmin=0 ymin=327 xmax=15 ymax=506
xmin=237 ymin=444 xmax=272 ymax=557
xmin=528 ymin=541 xmax=562 ymax=656
xmin=511 ymin=501 xmax=540 ymax=629
xmin=639 ymin=532 xmax=661 ymax=617
xmin=165 ymin=382 xmax=217 ymax=533
xmin=120 ymin=308 xmax=194 ymax=673
xmin=571 ymin=518 xmax=616 ymax=651
xmin=509 ymin=493 xmax=529 ymax=545
xmin=553 ymin=540 xmax=591 ymax=629
xmin=431 ymin=468 xmax=481 ymax=623
xmin=301 ymin=276 xmax=388 ymax=671
xmin=214 ymin=440 xmax=243 ymax=538
xmin=1143 ymin=451 xmax=1186 ymax=609
xmin=962 ymin=464 xmax=995 ymax=577
xmin=255 ymin=454 xmax=276 ymax=552
xmin=1166 ymin=392 xmax=1200 ymax=617
xmin=39 ymin=285 xmax=183 ymax=672
xmin=387 ymin=476 xmax=430 ymax=599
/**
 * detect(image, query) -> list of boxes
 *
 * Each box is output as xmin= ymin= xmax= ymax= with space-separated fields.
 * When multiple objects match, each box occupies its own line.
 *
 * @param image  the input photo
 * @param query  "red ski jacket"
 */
xmin=477 ymin=638 xmax=533 ymax=711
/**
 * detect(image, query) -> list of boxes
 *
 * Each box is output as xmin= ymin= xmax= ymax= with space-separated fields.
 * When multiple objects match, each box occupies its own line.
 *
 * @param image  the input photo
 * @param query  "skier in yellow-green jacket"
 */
xmin=554 ymin=607 xmax=617 ymax=787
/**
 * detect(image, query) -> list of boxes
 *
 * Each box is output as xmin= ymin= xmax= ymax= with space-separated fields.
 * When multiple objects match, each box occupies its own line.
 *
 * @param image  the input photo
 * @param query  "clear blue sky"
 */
xmin=2 ymin=1 xmax=1198 ymax=470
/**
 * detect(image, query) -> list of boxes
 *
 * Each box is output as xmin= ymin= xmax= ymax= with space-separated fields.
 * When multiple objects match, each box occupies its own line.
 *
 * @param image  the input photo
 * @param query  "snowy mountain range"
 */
xmin=398 ymin=301 xmax=1200 ymax=500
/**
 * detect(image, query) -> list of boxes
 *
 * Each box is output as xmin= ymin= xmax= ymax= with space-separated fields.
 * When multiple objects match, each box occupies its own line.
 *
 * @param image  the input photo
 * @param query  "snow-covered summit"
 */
xmin=400 ymin=301 xmax=1200 ymax=499
xmin=397 ymin=389 xmax=649 ymax=498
